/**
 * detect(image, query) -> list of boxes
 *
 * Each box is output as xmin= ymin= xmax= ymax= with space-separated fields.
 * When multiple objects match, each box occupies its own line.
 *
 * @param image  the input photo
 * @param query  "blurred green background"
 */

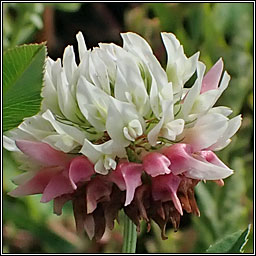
xmin=3 ymin=3 xmax=253 ymax=253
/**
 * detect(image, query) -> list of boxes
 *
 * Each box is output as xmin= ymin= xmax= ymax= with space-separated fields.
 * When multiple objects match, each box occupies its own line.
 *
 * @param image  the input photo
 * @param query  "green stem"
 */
xmin=122 ymin=213 xmax=137 ymax=253
xmin=122 ymin=145 xmax=139 ymax=253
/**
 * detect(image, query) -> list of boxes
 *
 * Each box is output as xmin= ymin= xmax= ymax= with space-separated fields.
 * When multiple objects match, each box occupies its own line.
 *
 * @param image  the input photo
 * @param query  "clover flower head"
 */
xmin=4 ymin=31 xmax=242 ymax=240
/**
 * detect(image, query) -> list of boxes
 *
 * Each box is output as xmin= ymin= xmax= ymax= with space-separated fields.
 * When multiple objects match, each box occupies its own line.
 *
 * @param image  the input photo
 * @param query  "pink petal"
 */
xmin=107 ymin=160 xmax=127 ymax=191
xmin=86 ymin=177 xmax=112 ymax=214
xmin=119 ymin=162 xmax=143 ymax=206
xmin=198 ymin=150 xmax=229 ymax=168
xmin=162 ymin=143 xmax=193 ymax=175
xmin=104 ymin=185 xmax=125 ymax=230
xmin=134 ymin=185 xmax=150 ymax=222
xmin=143 ymin=152 xmax=171 ymax=177
xmin=69 ymin=156 xmax=95 ymax=189
xmin=152 ymin=173 xmax=183 ymax=215
xmin=72 ymin=196 xmax=87 ymax=235
xmin=84 ymin=214 xmax=95 ymax=240
xmin=53 ymin=194 xmax=72 ymax=215
xmin=8 ymin=167 xmax=61 ymax=197
xmin=201 ymin=58 xmax=223 ymax=94
xmin=162 ymin=143 xmax=233 ymax=180
xmin=15 ymin=140 xmax=71 ymax=167
xmin=41 ymin=171 xmax=74 ymax=203
xmin=196 ymin=151 xmax=228 ymax=186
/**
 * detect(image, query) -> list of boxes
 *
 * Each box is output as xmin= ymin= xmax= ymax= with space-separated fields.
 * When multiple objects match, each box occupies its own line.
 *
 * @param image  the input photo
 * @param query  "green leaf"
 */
xmin=194 ymin=182 xmax=221 ymax=238
xmin=217 ymin=157 xmax=247 ymax=234
xmin=206 ymin=225 xmax=251 ymax=253
xmin=3 ymin=43 xmax=46 ymax=132
xmin=47 ymin=3 xmax=82 ymax=12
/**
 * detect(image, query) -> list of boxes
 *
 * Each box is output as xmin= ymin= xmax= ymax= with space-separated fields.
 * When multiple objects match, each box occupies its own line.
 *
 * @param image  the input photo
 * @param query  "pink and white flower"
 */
xmin=4 ymin=31 xmax=242 ymax=241
xmin=8 ymin=140 xmax=94 ymax=202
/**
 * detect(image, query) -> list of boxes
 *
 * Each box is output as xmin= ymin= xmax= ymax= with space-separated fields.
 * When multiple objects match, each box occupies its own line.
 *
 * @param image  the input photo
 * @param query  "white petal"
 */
xmin=161 ymin=32 xmax=182 ymax=65
xmin=182 ymin=52 xmax=200 ymax=83
xmin=103 ymin=140 xmax=127 ymax=158
xmin=106 ymin=98 xmax=145 ymax=146
xmin=148 ymin=117 xmax=165 ymax=146
xmin=84 ymin=104 xmax=106 ymax=131
xmin=209 ymin=115 xmax=242 ymax=151
xmin=43 ymin=134 xmax=77 ymax=153
xmin=209 ymin=71 xmax=231 ymax=109
xmin=185 ymin=159 xmax=233 ymax=180
xmin=41 ymin=59 xmax=62 ymax=115
xmin=89 ymin=50 xmax=110 ymax=94
xmin=80 ymin=139 xmax=125 ymax=174
xmin=161 ymin=99 xmax=175 ymax=122
xmin=45 ymin=57 xmax=54 ymax=73
xmin=3 ymin=129 xmax=36 ymax=149
xmin=183 ymin=113 xmax=229 ymax=151
xmin=181 ymin=61 xmax=206 ymax=118
xmin=160 ymin=82 xmax=173 ymax=102
xmin=77 ymin=50 xmax=91 ymax=82
xmin=121 ymin=32 xmax=169 ymax=98
xmin=81 ymin=139 xmax=126 ymax=162
xmin=114 ymin=54 xmax=150 ymax=116
xmin=99 ymin=42 xmax=125 ymax=62
xmin=94 ymin=154 xmax=117 ymax=175
xmin=94 ymin=157 xmax=109 ymax=175
xmin=162 ymin=119 xmax=185 ymax=141
xmin=208 ymin=106 xmax=233 ymax=117
xmin=149 ymin=76 xmax=161 ymax=118
xmin=3 ymin=135 xmax=19 ymax=151
xmin=106 ymin=101 xmax=130 ymax=147
xmin=18 ymin=115 xmax=76 ymax=153
xmin=18 ymin=115 xmax=54 ymax=141
xmin=114 ymin=65 xmax=129 ymax=101
xmin=148 ymin=100 xmax=176 ymax=145
xmin=123 ymin=119 xmax=143 ymax=141
xmin=123 ymin=127 xmax=135 ymax=141
xmin=194 ymin=71 xmax=230 ymax=115
xmin=56 ymin=71 xmax=81 ymax=123
xmin=76 ymin=31 xmax=87 ymax=61
xmin=121 ymin=32 xmax=153 ymax=55
xmin=41 ymin=75 xmax=61 ymax=115
xmin=76 ymin=76 xmax=110 ymax=131
xmin=104 ymin=156 xmax=117 ymax=171
xmin=191 ymin=89 xmax=220 ymax=114
xmin=212 ymin=140 xmax=231 ymax=151
xmin=49 ymin=58 xmax=62 ymax=88
xmin=161 ymin=32 xmax=199 ymax=92
xmin=143 ymin=50 xmax=169 ymax=93
xmin=62 ymin=45 xmax=77 ymax=85
xmin=129 ymin=119 xmax=143 ymax=136
xmin=42 ymin=109 xmax=86 ymax=145
xmin=80 ymin=138 xmax=102 ymax=164
xmin=96 ymin=45 xmax=118 ymax=83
